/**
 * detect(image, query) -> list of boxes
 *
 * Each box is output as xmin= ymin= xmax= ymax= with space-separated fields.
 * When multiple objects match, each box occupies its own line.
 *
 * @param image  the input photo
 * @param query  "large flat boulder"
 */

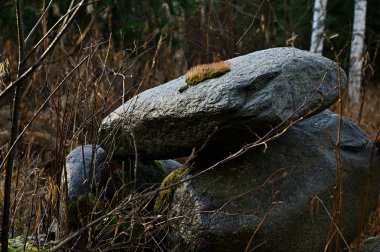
xmin=99 ymin=47 xmax=346 ymax=159
xmin=161 ymin=110 xmax=380 ymax=251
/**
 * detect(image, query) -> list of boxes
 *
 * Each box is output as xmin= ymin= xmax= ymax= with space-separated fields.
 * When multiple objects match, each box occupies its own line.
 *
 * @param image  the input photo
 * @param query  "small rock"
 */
xmin=62 ymin=145 xmax=108 ymax=200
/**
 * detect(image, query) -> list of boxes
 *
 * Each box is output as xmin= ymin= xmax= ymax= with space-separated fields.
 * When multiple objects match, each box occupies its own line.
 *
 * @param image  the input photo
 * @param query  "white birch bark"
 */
xmin=310 ymin=0 xmax=328 ymax=54
xmin=348 ymin=0 xmax=367 ymax=104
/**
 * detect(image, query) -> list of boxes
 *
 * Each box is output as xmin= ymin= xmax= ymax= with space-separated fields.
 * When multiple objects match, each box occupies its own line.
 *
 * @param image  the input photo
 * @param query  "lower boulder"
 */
xmin=160 ymin=110 xmax=380 ymax=251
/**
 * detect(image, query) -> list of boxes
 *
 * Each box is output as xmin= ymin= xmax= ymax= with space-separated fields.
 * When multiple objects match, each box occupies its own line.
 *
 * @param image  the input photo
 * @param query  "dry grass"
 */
xmin=346 ymin=83 xmax=380 ymax=140
xmin=368 ymin=195 xmax=380 ymax=237
xmin=0 ymin=29 xmax=184 ymax=249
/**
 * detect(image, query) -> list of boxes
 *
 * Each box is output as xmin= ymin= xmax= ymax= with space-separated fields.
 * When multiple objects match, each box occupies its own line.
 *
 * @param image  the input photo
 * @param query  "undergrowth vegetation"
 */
xmin=0 ymin=0 xmax=378 ymax=251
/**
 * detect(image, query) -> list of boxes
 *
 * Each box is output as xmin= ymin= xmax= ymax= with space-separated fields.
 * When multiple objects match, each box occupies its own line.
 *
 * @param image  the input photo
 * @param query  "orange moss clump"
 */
xmin=185 ymin=61 xmax=231 ymax=86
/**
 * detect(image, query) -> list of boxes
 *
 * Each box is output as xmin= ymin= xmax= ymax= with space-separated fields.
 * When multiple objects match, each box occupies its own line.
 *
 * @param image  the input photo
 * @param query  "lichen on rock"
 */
xmin=179 ymin=61 xmax=231 ymax=92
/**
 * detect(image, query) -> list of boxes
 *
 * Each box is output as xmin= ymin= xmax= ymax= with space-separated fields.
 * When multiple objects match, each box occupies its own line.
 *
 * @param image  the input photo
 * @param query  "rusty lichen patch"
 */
xmin=179 ymin=61 xmax=231 ymax=93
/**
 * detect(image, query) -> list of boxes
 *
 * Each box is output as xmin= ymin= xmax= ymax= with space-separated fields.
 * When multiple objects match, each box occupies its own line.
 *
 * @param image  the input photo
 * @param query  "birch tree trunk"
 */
xmin=310 ymin=0 xmax=328 ymax=54
xmin=348 ymin=0 xmax=367 ymax=105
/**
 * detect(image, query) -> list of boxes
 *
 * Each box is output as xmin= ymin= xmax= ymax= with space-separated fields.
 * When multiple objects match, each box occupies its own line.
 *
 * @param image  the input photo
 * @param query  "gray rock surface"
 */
xmin=361 ymin=236 xmax=380 ymax=252
xmin=100 ymin=47 xmax=346 ymax=159
xmin=63 ymin=145 xmax=107 ymax=200
xmin=159 ymin=159 xmax=183 ymax=173
xmin=163 ymin=110 xmax=380 ymax=251
xmin=58 ymin=145 xmax=108 ymax=241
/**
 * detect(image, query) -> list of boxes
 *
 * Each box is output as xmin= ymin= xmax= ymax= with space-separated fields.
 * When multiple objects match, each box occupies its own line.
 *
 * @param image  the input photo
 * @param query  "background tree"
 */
xmin=310 ymin=0 xmax=328 ymax=54
xmin=348 ymin=0 xmax=368 ymax=105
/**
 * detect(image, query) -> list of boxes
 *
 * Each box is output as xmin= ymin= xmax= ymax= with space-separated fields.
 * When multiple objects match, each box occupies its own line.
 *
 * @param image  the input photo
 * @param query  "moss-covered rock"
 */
xmin=154 ymin=166 xmax=189 ymax=212
xmin=59 ymin=192 xmax=114 ymax=250
xmin=68 ymin=192 xmax=108 ymax=228
xmin=59 ymin=144 xmax=182 ymax=245
xmin=153 ymin=160 xmax=165 ymax=173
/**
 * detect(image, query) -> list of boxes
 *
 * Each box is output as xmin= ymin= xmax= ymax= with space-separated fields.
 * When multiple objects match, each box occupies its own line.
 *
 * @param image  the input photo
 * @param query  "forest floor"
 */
xmin=344 ymin=83 xmax=380 ymax=141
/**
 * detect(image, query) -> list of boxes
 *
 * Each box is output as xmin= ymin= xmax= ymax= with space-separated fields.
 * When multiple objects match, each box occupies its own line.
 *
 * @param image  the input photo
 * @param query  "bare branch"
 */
xmin=24 ymin=0 xmax=54 ymax=44
xmin=0 ymin=0 xmax=85 ymax=105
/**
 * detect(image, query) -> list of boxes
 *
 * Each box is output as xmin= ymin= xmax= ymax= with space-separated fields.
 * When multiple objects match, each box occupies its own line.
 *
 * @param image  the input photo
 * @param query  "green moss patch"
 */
xmin=1 ymin=236 xmax=46 ymax=252
xmin=154 ymin=166 xmax=189 ymax=212
xmin=153 ymin=160 xmax=165 ymax=174
xmin=68 ymin=192 xmax=109 ymax=228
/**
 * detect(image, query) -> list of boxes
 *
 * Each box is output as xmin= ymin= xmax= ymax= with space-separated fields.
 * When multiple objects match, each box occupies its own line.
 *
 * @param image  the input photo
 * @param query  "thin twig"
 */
xmin=24 ymin=0 xmax=53 ymax=44
xmin=236 ymin=0 xmax=265 ymax=46
xmin=325 ymin=46 xmax=345 ymax=252
xmin=309 ymin=197 xmax=351 ymax=252
xmin=0 ymin=0 xmax=85 ymax=104
xmin=0 ymin=56 xmax=89 ymax=177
